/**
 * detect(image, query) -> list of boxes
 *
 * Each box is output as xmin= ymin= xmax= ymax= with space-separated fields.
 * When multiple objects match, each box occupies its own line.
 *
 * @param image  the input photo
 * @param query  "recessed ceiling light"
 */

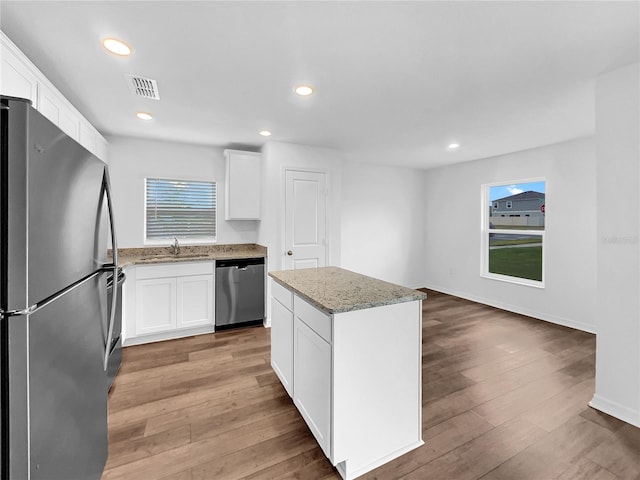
xmin=259 ymin=130 xmax=272 ymax=137
xmin=136 ymin=112 xmax=152 ymax=120
xmin=102 ymin=37 xmax=133 ymax=56
xmin=448 ymin=143 xmax=460 ymax=149
xmin=295 ymin=85 xmax=314 ymax=96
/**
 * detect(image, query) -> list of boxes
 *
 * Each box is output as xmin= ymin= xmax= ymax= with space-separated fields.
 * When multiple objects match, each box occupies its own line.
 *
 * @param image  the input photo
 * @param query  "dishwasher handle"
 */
xmin=216 ymin=257 xmax=265 ymax=269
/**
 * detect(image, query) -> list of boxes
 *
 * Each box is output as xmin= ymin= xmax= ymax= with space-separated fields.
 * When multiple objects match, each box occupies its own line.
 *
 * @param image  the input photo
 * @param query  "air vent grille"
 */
xmin=126 ymin=74 xmax=160 ymax=100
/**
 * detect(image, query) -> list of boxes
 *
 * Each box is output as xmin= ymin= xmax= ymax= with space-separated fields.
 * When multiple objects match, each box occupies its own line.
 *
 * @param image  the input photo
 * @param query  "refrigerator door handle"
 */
xmin=2 ymin=270 xmax=104 ymax=317
xmin=103 ymin=167 xmax=119 ymax=371
xmin=103 ymin=166 xmax=118 ymax=268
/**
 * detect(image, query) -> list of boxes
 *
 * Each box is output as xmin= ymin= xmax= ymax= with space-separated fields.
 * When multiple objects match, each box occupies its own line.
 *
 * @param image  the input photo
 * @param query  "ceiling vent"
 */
xmin=125 ymin=74 xmax=160 ymax=100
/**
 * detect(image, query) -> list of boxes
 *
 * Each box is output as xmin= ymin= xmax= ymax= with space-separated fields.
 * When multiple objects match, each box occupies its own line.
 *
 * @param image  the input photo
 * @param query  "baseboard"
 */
xmin=589 ymin=394 xmax=640 ymax=428
xmin=421 ymin=282 xmax=596 ymax=334
xmin=335 ymin=439 xmax=425 ymax=480
xmin=123 ymin=325 xmax=215 ymax=346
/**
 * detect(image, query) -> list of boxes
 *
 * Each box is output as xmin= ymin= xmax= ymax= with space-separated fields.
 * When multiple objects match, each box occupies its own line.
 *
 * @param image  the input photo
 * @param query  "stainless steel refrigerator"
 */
xmin=0 ymin=96 xmax=120 ymax=479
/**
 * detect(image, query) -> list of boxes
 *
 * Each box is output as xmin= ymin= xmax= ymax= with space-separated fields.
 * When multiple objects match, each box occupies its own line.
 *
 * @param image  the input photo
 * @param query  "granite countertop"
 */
xmin=269 ymin=266 xmax=427 ymax=314
xmin=110 ymin=243 xmax=267 ymax=268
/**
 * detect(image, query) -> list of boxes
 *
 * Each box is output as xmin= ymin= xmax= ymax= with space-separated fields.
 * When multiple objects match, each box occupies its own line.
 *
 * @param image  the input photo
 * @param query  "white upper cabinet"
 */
xmin=95 ymin=135 xmax=109 ymax=162
xmin=0 ymin=38 xmax=38 ymax=105
xmin=79 ymin=120 xmax=96 ymax=153
xmin=224 ymin=149 xmax=262 ymax=220
xmin=38 ymin=81 xmax=80 ymax=142
xmin=0 ymin=31 xmax=108 ymax=162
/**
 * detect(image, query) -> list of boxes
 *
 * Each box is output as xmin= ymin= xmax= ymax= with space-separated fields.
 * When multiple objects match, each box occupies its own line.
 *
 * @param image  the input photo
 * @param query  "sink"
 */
xmin=140 ymin=254 xmax=210 ymax=261
xmin=139 ymin=255 xmax=173 ymax=260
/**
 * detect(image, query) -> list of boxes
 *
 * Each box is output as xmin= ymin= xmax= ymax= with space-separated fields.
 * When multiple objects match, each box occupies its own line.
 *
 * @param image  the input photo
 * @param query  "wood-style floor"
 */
xmin=101 ymin=290 xmax=640 ymax=480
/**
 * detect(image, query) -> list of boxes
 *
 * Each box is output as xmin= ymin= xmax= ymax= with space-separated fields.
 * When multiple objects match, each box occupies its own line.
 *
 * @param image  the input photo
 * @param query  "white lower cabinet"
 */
xmin=124 ymin=262 xmax=215 ymax=345
xmin=136 ymin=277 xmax=177 ymax=335
xmin=270 ymin=278 xmax=424 ymax=480
xmin=270 ymin=298 xmax=294 ymax=396
xmin=177 ymin=274 xmax=214 ymax=328
xmin=293 ymin=316 xmax=331 ymax=458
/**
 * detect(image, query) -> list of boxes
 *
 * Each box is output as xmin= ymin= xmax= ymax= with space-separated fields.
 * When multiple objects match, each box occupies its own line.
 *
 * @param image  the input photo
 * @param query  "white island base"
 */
xmin=269 ymin=269 xmax=425 ymax=480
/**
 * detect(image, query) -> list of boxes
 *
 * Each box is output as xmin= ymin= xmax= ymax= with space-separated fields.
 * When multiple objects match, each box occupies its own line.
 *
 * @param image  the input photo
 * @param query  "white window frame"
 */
xmin=480 ymin=177 xmax=545 ymax=288
xmin=143 ymin=177 xmax=218 ymax=246
xmin=506 ymin=200 xmax=513 ymax=209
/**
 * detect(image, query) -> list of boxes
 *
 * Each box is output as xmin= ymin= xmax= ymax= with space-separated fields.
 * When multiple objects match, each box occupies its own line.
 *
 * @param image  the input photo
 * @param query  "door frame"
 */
xmin=281 ymin=167 xmax=331 ymax=270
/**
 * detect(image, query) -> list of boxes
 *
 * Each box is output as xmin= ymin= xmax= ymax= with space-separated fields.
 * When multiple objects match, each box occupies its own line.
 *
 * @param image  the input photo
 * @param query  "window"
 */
xmin=145 ymin=178 xmax=217 ymax=243
xmin=482 ymin=179 xmax=545 ymax=286
xmin=493 ymin=202 xmax=499 ymax=209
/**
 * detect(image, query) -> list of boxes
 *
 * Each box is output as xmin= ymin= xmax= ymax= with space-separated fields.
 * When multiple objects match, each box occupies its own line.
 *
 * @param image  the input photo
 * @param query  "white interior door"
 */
xmin=284 ymin=169 xmax=327 ymax=270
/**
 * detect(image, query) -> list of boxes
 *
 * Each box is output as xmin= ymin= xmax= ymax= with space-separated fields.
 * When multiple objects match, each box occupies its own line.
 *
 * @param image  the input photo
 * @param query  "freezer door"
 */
xmin=4 ymin=98 xmax=108 ymax=310
xmin=7 ymin=273 xmax=109 ymax=479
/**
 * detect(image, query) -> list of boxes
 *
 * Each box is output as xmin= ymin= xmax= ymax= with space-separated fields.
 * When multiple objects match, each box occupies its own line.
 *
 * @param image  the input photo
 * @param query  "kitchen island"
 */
xmin=269 ymin=267 xmax=426 ymax=480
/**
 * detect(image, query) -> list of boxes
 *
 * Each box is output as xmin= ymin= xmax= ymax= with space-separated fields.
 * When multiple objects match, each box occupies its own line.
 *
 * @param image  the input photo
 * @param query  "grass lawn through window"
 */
xmin=489 ymin=246 xmax=542 ymax=281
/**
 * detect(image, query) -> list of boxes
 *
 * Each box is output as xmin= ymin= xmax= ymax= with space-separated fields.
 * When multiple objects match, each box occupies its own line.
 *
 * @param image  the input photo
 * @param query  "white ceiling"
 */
xmin=1 ymin=1 xmax=638 ymax=169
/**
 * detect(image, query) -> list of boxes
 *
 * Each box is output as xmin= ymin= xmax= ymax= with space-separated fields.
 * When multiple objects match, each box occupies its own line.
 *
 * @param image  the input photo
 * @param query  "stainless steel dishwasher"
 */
xmin=215 ymin=257 xmax=265 ymax=330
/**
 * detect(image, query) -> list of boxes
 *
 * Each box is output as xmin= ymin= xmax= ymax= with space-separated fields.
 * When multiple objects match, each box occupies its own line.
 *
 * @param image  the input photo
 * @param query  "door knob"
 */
xmin=287 ymin=250 xmax=293 ymax=256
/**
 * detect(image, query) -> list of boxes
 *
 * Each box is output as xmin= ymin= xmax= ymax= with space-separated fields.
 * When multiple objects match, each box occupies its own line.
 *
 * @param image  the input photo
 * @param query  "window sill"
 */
xmin=481 ymin=272 xmax=545 ymax=289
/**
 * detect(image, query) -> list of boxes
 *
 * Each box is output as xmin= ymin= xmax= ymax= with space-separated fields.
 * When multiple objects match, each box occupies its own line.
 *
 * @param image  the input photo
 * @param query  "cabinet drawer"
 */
xmin=272 ymin=279 xmax=293 ymax=311
xmin=294 ymin=295 xmax=331 ymax=344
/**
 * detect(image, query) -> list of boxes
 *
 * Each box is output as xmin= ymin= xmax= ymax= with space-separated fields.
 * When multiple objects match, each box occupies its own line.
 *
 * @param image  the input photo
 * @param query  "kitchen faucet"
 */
xmin=172 ymin=237 xmax=181 ymax=255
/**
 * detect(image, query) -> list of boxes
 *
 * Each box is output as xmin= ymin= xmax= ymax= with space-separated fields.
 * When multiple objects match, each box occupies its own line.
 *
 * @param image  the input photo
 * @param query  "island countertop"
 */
xmin=269 ymin=266 xmax=427 ymax=314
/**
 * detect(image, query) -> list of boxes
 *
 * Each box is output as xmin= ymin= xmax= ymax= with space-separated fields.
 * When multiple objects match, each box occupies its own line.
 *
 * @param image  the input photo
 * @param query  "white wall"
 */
xmin=258 ymin=141 xmax=343 ymax=273
xmin=423 ymin=137 xmax=597 ymax=333
xmin=341 ymin=162 xmax=425 ymax=288
xmin=107 ymin=135 xmax=259 ymax=248
xmin=591 ymin=62 xmax=640 ymax=427
xmin=108 ymin=136 xmax=427 ymax=291
xmin=258 ymin=141 xmax=429 ymax=327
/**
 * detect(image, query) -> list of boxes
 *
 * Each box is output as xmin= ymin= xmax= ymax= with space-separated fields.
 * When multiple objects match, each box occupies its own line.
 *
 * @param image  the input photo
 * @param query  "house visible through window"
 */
xmin=145 ymin=178 xmax=217 ymax=242
xmin=482 ymin=179 xmax=545 ymax=286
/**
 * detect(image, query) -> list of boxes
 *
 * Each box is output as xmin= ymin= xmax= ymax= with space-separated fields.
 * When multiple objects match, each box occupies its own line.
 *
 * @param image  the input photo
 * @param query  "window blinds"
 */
xmin=145 ymin=178 xmax=216 ymax=240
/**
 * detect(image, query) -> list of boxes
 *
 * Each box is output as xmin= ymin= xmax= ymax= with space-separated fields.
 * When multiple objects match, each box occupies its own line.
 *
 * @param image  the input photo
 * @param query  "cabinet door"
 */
xmin=37 ymin=82 xmax=81 ymax=142
xmin=293 ymin=316 xmax=331 ymax=458
xmin=176 ymin=274 xmax=214 ymax=329
xmin=135 ymin=278 xmax=177 ymax=335
xmin=271 ymin=298 xmax=294 ymax=397
xmin=79 ymin=121 xmax=96 ymax=155
xmin=95 ymin=136 xmax=109 ymax=163
xmin=225 ymin=150 xmax=261 ymax=220
xmin=1 ymin=42 xmax=38 ymax=105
